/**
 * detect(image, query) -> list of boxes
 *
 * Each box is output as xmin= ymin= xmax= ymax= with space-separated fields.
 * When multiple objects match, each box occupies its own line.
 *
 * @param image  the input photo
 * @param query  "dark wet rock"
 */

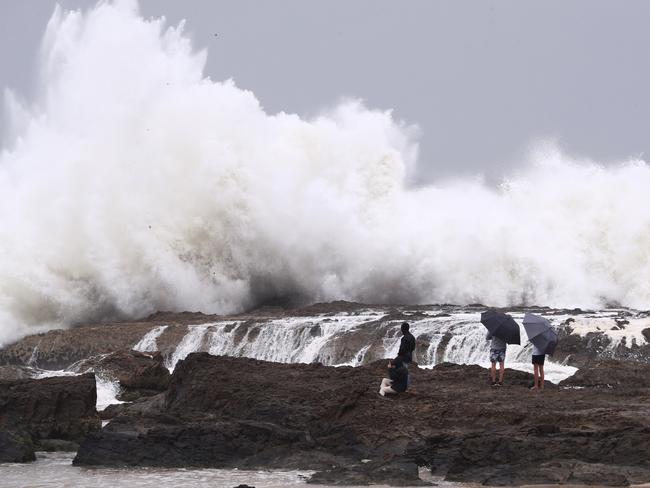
xmin=99 ymin=403 xmax=128 ymax=420
xmin=297 ymin=301 xmax=372 ymax=315
xmin=0 ymin=364 xmax=37 ymax=380
xmin=0 ymin=373 xmax=100 ymax=442
xmin=559 ymin=359 xmax=650 ymax=389
xmin=416 ymin=427 xmax=650 ymax=486
xmin=74 ymin=353 xmax=650 ymax=486
xmin=35 ymin=438 xmax=80 ymax=452
xmin=316 ymin=318 xmax=391 ymax=365
xmin=69 ymin=350 xmax=170 ymax=400
xmin=553 ymin=322 xmax=650 ymax=367
xmin=0 ymin=323 xmax=159 ymax=370
xmin=0 ymin=429 xmax=35 ymax=463
xmin=643 ymin=328 xmax=650 ymax=342
xmin=74 ymin=417 xmax=320 ymax=468
xmin=117 ymin=388 xmax=163 ymax=402
xmin=308 ymin=458 xmax=431 ymax=486
xmin=552 ymin=327 xmax=612 ymax=367
xmin=434 ymin=332 xmax=453 ymax=364
xmin=99 ymin=393 xmax=166 ymax=420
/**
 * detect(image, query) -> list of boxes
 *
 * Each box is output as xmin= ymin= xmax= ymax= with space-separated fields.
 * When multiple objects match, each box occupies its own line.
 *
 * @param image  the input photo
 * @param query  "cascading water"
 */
xmin=165 ymin=312 xmax=384 ymax=370
xmin=157 ymin=309 xmax=580 ymax=382
xmin=133 ymin=325 xmax=168 ymax=352
xmin=166 ymin=324 xmax=213 ymax=370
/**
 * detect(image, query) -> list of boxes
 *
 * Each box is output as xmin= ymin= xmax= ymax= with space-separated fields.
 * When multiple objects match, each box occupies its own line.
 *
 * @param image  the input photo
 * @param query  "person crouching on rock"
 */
xmin=379 ymin=356 xmax=409 ymax=397
xmin=486 ymin=332 xmax=506 ymax=386
xmin=530 ymin=344 xmax=545 ymax=391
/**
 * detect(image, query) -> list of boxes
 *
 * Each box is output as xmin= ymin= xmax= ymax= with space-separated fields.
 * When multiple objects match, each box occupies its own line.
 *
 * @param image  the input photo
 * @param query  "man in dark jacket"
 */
xmin=398 ymin=322 xmax=416 ymax=366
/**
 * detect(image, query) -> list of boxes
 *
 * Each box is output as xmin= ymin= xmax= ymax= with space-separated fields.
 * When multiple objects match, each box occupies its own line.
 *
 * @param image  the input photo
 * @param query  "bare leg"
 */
xmin=539 ymin=365 xmax=545 ymax=390
xmin=490 ymin=362 xmax=497 ymax=383
xmin=498 ymin=361 xmax=505 ymax=384
xmin=532 ymin=364 xmax=539 ymax=390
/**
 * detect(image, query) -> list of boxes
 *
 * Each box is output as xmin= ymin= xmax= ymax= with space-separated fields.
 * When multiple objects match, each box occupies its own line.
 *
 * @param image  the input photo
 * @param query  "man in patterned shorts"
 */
xmin=486 ymin=332 xmax=507 ymax=386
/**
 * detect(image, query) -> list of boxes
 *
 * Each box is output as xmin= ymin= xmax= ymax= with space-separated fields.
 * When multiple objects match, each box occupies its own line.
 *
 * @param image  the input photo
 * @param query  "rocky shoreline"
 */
xmin=1 ymin=302 xmax=648 ymax=371
xmin=1 ymin=351 xmax=648 ymax=485
xmin=0 ymin=304 xmax=649 ymax=486
xmin=0 ymin=373 xmax=100 ymax=462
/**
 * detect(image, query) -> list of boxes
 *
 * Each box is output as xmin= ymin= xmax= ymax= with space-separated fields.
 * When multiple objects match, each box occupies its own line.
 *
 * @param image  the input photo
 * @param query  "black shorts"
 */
xmin=532 ymin=354 xmax=545 ymax=365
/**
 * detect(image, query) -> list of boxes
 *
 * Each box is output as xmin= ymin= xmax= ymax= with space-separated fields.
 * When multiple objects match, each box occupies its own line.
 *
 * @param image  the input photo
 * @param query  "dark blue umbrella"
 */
xmin=480 ymin=310 xmax=521 ymax=345
xmin=523 ymin=313 xmax=558 ymax=356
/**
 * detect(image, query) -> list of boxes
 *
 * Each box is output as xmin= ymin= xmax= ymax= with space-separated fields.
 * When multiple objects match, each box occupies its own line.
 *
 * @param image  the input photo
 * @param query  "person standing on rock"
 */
xmin=397 ymin=322 xmax=416 ymax=367
xmin=530 ymin=344 xmax=545 ymax=391
xmin=486 ymin=331 xmax=506 ymax=386
xmin=378 ymin=356 xmax=409 ymax=396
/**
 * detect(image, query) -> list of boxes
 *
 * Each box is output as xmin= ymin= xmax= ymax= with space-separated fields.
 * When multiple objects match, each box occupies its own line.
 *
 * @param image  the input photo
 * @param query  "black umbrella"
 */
xmin=523 ymin=313 xmax=558 ymax=356
xmin=480 ymin=310 xmax=521 ymax=345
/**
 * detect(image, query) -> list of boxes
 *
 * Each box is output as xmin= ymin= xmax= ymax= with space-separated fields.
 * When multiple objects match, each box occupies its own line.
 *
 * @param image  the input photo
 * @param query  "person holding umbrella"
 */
xmin=531 ymin=342 xmax=546 ymax=390
xmin=480 ymin=311 xmax=521 ymax=387
xmin=522 ymin=313 xmax=559 ymax=392
xmin=486 ymin=331 xmax=507 ymax=386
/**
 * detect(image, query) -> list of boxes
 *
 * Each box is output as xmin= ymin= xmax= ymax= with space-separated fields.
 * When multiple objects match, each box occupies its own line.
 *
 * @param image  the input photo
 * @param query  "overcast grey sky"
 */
xmin=2 ymin=1 xmax=650 ymax=183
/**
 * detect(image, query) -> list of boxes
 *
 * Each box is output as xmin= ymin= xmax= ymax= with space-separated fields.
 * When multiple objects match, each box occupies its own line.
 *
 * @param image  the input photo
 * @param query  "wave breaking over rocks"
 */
xmin=2 ymin=1 xmax=650 ymax=345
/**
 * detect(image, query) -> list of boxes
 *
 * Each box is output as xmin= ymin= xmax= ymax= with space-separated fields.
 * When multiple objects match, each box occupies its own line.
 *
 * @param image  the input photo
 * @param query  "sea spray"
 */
xmin=1 ymin=0 xmax=650 ymax=345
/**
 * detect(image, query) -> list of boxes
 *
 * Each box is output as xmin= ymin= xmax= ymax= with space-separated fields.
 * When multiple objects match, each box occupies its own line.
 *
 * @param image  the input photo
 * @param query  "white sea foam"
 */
xmin=1 ymin=0 xmax=650 ymax=345
xmin=95 ymin=376 xmax=124 ymax=411
xmin=564 ymin=315 xmax=649 ymax=347
xmin=133 ymin=325 xmax=168 ymax=352
xmin=34 ymin=369 xmax=78 ymax=379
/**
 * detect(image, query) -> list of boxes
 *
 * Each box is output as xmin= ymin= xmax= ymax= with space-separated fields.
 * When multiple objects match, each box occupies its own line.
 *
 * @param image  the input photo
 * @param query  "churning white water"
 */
xmin=2 ymin=0 xmax=650 ymax=345
xmin=133 ymin=325 xmax=168 ymax=352
xmin=157 ymin=309 xmax=579 ymax=383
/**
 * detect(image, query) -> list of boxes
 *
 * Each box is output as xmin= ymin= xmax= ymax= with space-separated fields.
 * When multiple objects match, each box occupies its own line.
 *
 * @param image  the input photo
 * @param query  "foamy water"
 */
xmin=566 ymin=313 xmax=650 ymax=347
xmin=2 ymin=0 xmax=650 ymax=347
xmin=148 ymin=309 xmax=579 ymax=383
xmin=133 ymin=325 xmax=168 ymax=352
xmin=95 ymin=376 xmax=124 ymax=411
xmin=0 ymin=452 xmax=312 ymax=488
xmin=0 ymin=452 xmax=448 ymax=488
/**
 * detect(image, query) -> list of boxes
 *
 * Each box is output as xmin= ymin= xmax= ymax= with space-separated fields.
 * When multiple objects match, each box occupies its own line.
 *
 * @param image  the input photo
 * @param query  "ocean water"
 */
xmin=1 ymin=452 xmax=447 ymax=488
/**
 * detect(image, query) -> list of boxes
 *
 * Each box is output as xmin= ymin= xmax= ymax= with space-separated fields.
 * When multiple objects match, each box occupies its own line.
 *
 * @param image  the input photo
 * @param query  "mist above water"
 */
xmin=1 ymin=0 xmax=649 ymax=344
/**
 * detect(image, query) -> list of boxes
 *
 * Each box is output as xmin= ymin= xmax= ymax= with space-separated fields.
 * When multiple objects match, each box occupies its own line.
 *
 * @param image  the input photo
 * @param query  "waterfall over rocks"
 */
xmin=156 ymin=308 xmax=587 ymax=383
